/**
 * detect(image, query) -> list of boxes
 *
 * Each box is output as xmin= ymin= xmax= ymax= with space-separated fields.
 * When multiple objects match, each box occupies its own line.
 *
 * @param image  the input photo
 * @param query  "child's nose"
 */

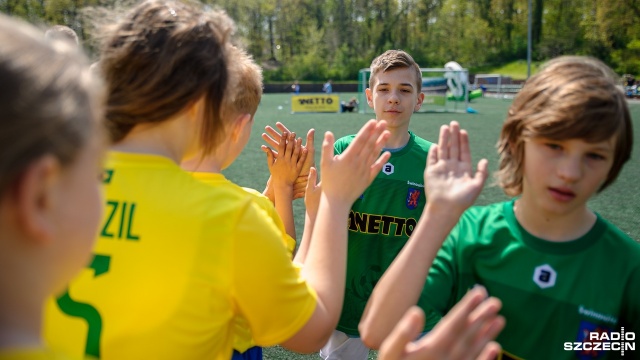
xmin=557 ymin=157 xmax=582 ymax=182
xmin=388 ymin=91 xmax=400 ymax=104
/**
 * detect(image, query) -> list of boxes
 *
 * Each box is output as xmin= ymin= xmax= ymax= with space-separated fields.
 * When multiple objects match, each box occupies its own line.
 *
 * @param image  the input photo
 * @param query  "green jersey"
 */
xmin=335 ymin=131 xmax=439 ymax=336
xmin=423 ymin=200 xmax=640 ymax=360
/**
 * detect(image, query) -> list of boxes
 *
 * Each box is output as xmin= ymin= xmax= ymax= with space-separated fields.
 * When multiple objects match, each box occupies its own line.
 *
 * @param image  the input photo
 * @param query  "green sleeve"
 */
xmin=419 ymin=220 xmax=460 ymax=317
xmin=333 ymin=135 xmax=355 ymax=156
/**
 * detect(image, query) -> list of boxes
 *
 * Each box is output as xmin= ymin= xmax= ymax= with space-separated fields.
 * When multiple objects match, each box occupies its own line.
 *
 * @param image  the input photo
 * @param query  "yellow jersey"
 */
xmin=191 ymin=172 xmax=298 ymax=353
xmin=0 ymin=348 xmax=76 ymax=360
xmin=191 ymin=172 xmax=297 ymax=257
xmin=43 ymin=152 xmax=317 ymax=360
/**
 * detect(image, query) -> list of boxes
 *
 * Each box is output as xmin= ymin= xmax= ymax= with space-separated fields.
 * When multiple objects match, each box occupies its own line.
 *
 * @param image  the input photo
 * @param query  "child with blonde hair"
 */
xmin=181 ymin=46 xmax=306 ymax=359
xmin=0 ymin=13 xmax=104 ymax=359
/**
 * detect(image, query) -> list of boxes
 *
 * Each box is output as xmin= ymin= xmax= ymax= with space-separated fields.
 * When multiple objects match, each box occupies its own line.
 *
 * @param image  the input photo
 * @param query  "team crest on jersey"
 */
xmin=406 ymin=188 xmax=421 ymax=209
xmin=533 ymin=264 xmax=557 ymax=289
xmin=574 ymin=321 xmax=613 ymax=359
xmin=382 ymin=162 xmax=394 ymax=175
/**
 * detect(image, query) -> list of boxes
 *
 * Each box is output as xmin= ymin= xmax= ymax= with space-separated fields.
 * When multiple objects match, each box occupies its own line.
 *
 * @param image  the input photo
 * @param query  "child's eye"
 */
xmin=545 ymin=143 xmax=562 ymax=151
xmin=587 ymin=153 xmax=606 ymax=161
xmin=401 ymin=88 xmax=411 ymax=93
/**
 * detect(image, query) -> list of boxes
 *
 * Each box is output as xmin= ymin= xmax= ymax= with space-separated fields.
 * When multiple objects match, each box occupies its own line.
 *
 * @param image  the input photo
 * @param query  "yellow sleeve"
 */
xmin=243 ymin=188 xmax=297 ymax=257
xmin=231 ymin=201 xmax=317 ymax=346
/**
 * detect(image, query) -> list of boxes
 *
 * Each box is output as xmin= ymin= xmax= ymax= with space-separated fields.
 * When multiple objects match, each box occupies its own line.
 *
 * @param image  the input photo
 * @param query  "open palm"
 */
xmin=424 ymin=121 xmax=488 ymax=215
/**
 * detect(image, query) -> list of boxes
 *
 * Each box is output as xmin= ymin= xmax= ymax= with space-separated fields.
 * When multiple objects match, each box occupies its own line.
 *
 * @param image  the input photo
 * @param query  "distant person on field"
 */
xmin=291 ymin=80 xmax=301 ymax=94
xmin=0 ymin=13 xmax=104 ymax=359
xmin=44 ymin=24 xmax=79 ymax=46
xmin=323 ymin=79 xmax=333 ymax=94
xmin=360 ymin=56 xmax=640 ymax=359
xmin=341 ymin=97 xmax=358 ymax=113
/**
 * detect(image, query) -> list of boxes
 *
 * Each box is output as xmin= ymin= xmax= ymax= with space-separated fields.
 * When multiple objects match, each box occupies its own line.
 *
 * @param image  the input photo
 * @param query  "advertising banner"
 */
xmin=291 ymin=94 xmax=340 ymax=113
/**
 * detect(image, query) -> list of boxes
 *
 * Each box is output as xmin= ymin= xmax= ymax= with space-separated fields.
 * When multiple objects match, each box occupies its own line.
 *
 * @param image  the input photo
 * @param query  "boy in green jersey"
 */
xmin=360 ymin=56 xmax=639 ymax=360
xmin=318 ymin=49 xmax=441 ymax=360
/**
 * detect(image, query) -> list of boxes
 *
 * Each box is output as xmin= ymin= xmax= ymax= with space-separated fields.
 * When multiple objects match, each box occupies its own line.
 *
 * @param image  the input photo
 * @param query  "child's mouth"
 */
xmin=548 ymin=187 xmax=576 ymax=202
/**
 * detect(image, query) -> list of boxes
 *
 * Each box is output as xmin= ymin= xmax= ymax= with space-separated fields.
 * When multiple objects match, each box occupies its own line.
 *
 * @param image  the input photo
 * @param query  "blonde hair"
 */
xmin=222 ymin=46 xmax=263 ymax=119
xmin=99 ymin=0 xmax=235 ymax=155
xmin=45 ymin=25 xmax=80 ymax=46
xmin=496 ymin=56 xmax=633 ymax=196
xmin=0 ymin=14 xmax=103 ymax=197
xmin=369 ymin=50 xmax=422 ymax=91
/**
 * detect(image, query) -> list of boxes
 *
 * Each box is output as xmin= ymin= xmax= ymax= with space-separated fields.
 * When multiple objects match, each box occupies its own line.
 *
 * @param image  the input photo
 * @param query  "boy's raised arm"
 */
xmin=293 ymin=166 xmax=321 ymax=265
xmin=359 ymin=121 xmax=489 ymax=349
xmin=261 ymin=131 xmax=307 ymax=239
xmin=281 ymin=120 xmax=391 ymax=353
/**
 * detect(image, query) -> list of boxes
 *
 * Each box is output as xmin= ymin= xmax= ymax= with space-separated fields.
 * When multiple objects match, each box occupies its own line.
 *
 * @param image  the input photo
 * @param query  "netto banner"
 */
xmin=291 ymin=94 xmax=340 ymax=113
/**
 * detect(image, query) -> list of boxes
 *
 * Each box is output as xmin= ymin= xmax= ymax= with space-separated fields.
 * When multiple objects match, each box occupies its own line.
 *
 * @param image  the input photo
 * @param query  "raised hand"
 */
xmin=263 ymin=123 xmax=315 ymax=199
xmin=320 ymin=120 xmax=390 ymax=205
xmin=424 ymin=121 xmax=488 ymax=215
xmin=262 ymin=131 xmax=307 ymax=187
xmin=378 ymin=286 xmax=504 ymax=360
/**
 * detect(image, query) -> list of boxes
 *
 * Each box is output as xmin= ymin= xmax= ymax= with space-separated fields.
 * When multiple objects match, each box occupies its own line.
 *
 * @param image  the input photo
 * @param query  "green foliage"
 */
xmin=471 ymin=59 xmax=542 ymax=79
xmin=5 ymin=0 xmax=638 ymax=79
xmin=612 ymin=39 xmax=640 ymax=76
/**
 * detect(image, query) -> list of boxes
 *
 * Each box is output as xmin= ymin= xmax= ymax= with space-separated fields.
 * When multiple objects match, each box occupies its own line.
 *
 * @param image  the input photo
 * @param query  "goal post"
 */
xmin=357 ymin=67 xmax=471 ymax=114
xmin=473 ymin=74 xmax=519 ymax=98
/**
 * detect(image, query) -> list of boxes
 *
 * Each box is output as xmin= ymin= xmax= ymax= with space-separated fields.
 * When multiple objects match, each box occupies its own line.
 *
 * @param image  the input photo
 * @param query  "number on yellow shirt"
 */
xmin=56 ymin=254 xmax=111 ymax=358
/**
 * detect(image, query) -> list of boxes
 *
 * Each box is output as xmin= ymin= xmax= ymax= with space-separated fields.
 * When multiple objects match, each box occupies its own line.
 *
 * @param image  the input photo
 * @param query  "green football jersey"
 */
xmin=335 ymin=131 xmax=440 ymax=336
xmin=423 ymin=200 xmax=640 ymax=360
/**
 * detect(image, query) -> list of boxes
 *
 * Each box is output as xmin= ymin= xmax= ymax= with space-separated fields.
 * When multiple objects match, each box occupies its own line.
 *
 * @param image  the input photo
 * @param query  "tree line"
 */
xmin=2 ymin=0 xmax=639 ymax=81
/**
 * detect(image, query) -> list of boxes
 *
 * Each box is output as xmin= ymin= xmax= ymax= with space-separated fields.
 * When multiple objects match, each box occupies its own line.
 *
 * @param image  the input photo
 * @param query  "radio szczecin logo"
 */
xmin=564 ymin=328 xmax=635 ymax=356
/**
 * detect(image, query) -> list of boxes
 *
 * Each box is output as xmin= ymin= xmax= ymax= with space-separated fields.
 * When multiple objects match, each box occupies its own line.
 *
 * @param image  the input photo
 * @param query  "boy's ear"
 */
xmin=414 ymin=92 xmax=425 ymax=111
xmin=230 ymin=113 xmax=253 ymax=142
xmin=365 ymin=88 xmax=374 ymax=108
xmin=11 ymin=155 xmax=60 ymax=245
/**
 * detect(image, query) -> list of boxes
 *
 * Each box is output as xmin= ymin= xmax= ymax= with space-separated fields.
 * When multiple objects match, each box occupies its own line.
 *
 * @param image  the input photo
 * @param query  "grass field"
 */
xmin=222 ymin=93 xmax=640 ymax=360
xmin=470 ymin=60 xmax=543 ymax=80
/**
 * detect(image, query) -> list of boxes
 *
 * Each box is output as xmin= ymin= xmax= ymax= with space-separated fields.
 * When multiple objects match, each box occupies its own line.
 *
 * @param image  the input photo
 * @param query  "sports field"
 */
xmin=222 ymin=93 xmax=640 ymax=360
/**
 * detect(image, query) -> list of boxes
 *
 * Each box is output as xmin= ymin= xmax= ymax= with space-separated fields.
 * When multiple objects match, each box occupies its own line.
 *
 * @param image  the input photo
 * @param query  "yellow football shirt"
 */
xmin=0 ymin=348 xmax=77 ymax=360
xmin=43 ymin=152 xmax=317 ymax=360
xmin=191 ymin=172 xmax=297 ymax=257
xmin=191 ymin=172 xmax=298 ymax=353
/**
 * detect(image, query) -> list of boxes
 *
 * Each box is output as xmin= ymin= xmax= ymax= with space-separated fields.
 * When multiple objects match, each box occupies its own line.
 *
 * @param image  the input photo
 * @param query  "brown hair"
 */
xmin=0 ymin=14 xmax=103 ymax=197
xmin=496 ymin=56 xmax=633 ymax=196
xmin=99 ymin=0 xmax=234 ymax=155
xmin=221 ymin=46 xmax=263 ymax=120
xmin=369 ymin=50 xmax=422 ymax=91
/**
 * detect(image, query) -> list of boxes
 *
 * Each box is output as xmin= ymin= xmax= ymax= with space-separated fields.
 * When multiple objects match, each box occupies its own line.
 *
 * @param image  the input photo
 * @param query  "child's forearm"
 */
xmin=300 ymin=194 xmax=353 ymax=326
xmin=273 ymin=182 xmax=296 ymax=239
xmin=293 ymin=210 xmax=316 ymax=265
xmin=359 ymin=203 xmax=462 ymax=349
xmin=262 ymin=175 xmax=275 ymax=205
